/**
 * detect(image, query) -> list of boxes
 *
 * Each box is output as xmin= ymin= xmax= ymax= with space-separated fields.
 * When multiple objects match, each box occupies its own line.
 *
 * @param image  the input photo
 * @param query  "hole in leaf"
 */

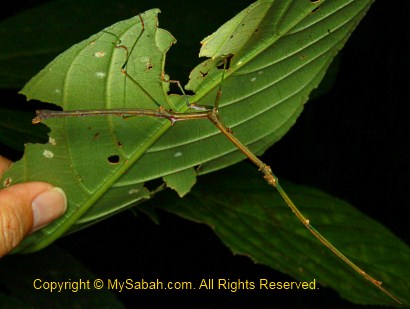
xmin=311 ymin=6 xmax=320 ymax=13
xmin=166 ymin=85 xmax=194 ymax=96
xmin=107 ymin=155 xmax=120 ymax=164
xmin=216 ymin=54 xmax=234 ymax=70
xmin=310 ymin=0 xmax=320 ymax=3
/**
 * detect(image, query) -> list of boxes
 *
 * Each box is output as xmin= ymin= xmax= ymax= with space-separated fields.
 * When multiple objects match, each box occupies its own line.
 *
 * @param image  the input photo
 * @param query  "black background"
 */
xmin=0 ymin=1 xmax=409 ymax=308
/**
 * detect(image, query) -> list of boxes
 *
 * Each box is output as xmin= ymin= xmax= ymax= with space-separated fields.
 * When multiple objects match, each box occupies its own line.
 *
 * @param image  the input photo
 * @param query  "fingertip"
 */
xmin=31 ymin=187 xmax=67 ymax=232
xmin=0 ymin=182 xmax=67 ymax=256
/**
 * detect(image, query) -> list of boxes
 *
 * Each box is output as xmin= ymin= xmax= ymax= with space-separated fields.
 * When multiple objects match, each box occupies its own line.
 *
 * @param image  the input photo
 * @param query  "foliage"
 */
xmin=0 ymin=0 xmax=408 ymax=306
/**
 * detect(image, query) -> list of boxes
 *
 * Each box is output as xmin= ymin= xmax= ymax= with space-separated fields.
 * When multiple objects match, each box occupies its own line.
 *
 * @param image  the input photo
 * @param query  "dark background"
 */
xmin=0 ymin=0 xmax=409 ymax=308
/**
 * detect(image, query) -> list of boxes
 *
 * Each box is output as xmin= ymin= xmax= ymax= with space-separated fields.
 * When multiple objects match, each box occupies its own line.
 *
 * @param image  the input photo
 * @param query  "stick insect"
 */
xmin=30 ymin=10 xmax=401 ymax=305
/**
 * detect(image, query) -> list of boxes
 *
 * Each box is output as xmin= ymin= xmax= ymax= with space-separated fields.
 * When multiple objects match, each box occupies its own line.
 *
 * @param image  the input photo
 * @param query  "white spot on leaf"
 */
xmin=258 ymin=70 xmax=264 ymax=75
xmin=54 ymin=89 xmax=61 ymax=94
xmin=43 ymin=150 xmax=54 ymax=159
xmin=128 ymin=188 xmax=140 ymax=195
xmin=94 ymin=51 xmax=106 ymax=58
xmin=48 ymin=137 xmax=56 ymax=145
xmin=95 ymin=72 xmax=106 ymax=79
xmin=250 ymin=77 xmax=257 ymax=82
xmin=174 ymin=151 xmax=183 ymax=157
xmin=140 ymin=56 xmax=149 ymax=63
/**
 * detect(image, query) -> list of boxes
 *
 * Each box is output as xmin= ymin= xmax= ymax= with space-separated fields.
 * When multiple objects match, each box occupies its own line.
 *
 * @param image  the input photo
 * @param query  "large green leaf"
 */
xmin=1 ymin=0 xmax=374 ymax=254
xmin=154 ymin=162 xmax=410 ymax=306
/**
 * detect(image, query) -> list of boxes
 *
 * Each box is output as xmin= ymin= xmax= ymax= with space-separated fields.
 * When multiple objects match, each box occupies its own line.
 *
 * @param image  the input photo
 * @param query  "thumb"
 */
xmin=0 ymin=183 xmax=67 ymax=257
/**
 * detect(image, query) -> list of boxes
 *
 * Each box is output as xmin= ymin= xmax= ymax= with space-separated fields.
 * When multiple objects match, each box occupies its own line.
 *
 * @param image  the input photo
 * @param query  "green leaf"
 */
xmin=163 ymin=167 xmax=197 ymax=197
xmin=154 ymin=162 xmax=410 ymax=306
xmin=1 ymin=0 xmax=375 ymax=254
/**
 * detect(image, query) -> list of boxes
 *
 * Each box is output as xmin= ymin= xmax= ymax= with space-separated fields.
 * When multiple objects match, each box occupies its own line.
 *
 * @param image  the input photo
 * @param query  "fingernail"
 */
xmin=31 ymin=187 xmax=67 ymax=232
